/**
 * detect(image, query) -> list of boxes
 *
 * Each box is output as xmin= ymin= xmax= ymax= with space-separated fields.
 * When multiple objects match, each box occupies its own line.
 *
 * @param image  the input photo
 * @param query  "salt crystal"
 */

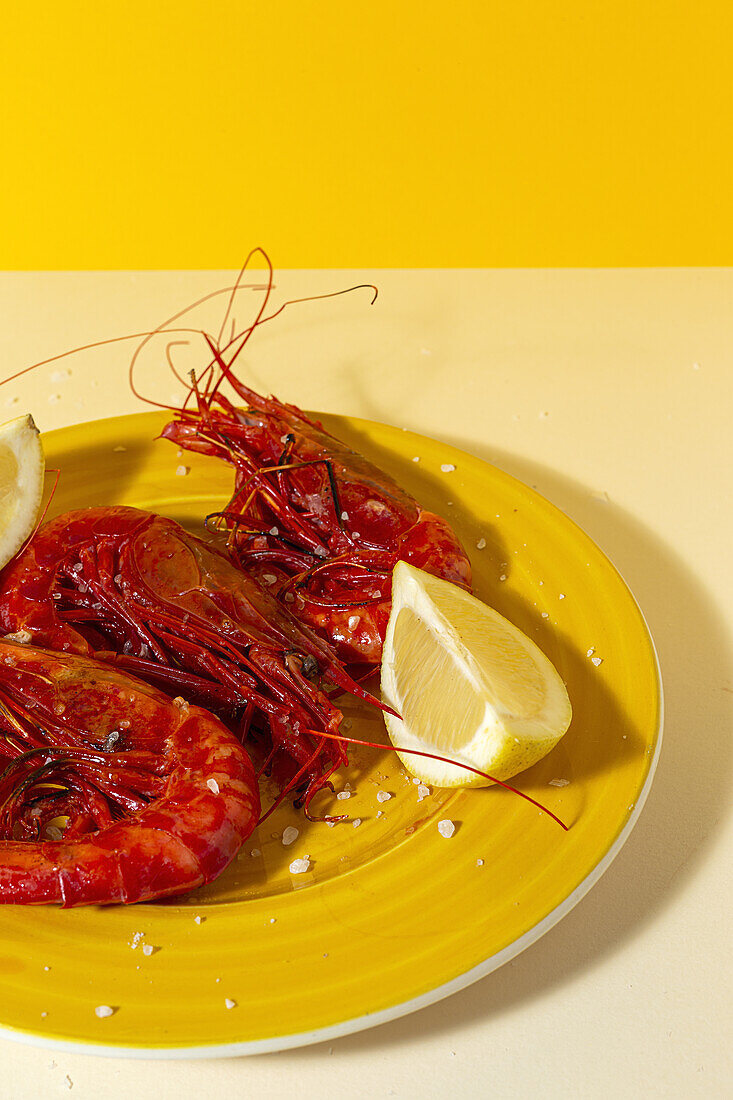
xmin=412 ymin=456 xmax=420 ymax=463
xmin=281 ymin=826 xmax=299 ymax=846
xmin=193 ymin=916 xmax=204 ymax=925
xmin=586 ymin=647 xmax=595 ymax=658
xmin=341 ymin=510 xmax=349 ymax=520
xmin=591 ymin=656 xmax=603 ymax=666
xmin=207 ymin=778 xmax=220 ymax=795
xmin=541 ymin=612 xmax=549 ymax=619
xmin=250 ymin=848 xmax=261 ymax=857
xmin=262 ymin=573 xmax=277 ymax=585
xmin=130 ymin=931 xmax=144 ymax=949
xmin=376 ymin=810 xmax=384 ymax=818
xmin=347 ymin=615 xmax=360 ymax=630
xmin=499 ymin=574 xmax=507 ymax=581
xmin=376 ymin=791 xmax=392 ymax=803
xmin=476 ymin=859 xmax=484 ymax=867
xmin=476 ymin=538 xmax=486 ymax=550
xmin=269 ymin=526 xmax=279 ymax=536
xmin=352 ymin=531 xmax=360 ymax=539
xmin=437 ymin=819 xmax=455 ymax=838
xmin=559 ymin=593 xmax=565 ymax=599
xmin=175 ymin=465 xmax=190 ymax=477
xmin=417 ymin=784 xmax=430 ymax=801
xmin=289 ymin=857 xmax=310 ymax=874
xmin=352 ymin=818 xmax=362 ymax=828
xmin=95 ymin=1005 xmax=115 ymax=1019
xmin=141 ymin=944 xmax=157 ymax=957
xmin=269 ymin=917 xmax=276 ymax=924
xmin=549 ymin=779 xmax=569 ymax=787
xmin=224 ymin=998 xmax=237 ymax=1010
xmin=440 ymin=463 xmax=456 ymax=473
xmin=336 ymin=791 xmax=351 ymax=800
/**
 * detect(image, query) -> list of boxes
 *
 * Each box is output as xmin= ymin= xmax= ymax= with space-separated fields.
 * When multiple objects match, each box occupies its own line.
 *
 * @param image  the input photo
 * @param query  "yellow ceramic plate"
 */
xmin=0 ymin=411 xmax=662 ymax=1057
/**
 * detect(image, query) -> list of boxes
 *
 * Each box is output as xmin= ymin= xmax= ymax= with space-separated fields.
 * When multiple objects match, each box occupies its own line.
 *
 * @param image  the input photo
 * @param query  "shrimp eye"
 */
xmin=301 ymin=654 xmax=319 ymax=680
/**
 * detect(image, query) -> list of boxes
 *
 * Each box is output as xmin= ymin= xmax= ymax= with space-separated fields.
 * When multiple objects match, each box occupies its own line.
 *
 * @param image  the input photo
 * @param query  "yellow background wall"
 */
xmin=2 ymin=2 xmax=730 ymax=267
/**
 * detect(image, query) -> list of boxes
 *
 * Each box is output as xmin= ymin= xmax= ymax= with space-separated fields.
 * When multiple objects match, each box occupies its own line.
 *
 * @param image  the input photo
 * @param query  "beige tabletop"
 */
xmin=0 ymin=269 xmax=730 ymax=1097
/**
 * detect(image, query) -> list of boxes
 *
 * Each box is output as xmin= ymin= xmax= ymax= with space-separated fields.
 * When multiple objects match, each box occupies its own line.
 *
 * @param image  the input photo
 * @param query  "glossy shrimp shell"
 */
xmin=0 ymin=641 xmax=259 ymax=906
xmin=0 ymin=506 xmax=370 ymax=812
xmin=163 ymin=380 xmax=472 ymax=665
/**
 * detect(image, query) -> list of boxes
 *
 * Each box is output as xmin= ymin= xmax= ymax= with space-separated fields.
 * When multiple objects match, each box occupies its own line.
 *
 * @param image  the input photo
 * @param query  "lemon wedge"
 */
xmin=0 ymin=414 xmax=45 ymax=571
xmin=380 ymin=562 xmax=572 ymax=786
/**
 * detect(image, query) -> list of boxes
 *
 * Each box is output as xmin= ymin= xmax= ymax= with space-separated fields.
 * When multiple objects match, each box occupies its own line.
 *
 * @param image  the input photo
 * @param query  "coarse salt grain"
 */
xmin=207 ymin=778 xmax=220 ymax=795
xmin=224 ymin=998 xmax=237 ymax=1010
xmin=352 ymin=818 xmax=362 ymax=828
xmin=175 ymin=465 xmax=190 ymax=477
xmin=549 ymin=779 xmax=569 ymax=787
xmin=281 ymin=826 xmax=299 ymax=846
xmin=476 ymin=859 xmax=484 ymax=867
xmin=112 ymin=445 xmax=126 ymax=453
xmin=341 ymin=510 xmax=349 ymax=520
xmin=417 ymin=784 xmax=430 ymax=801
xmin=269 ymin=526 xmax=279 ymax=536
xmin=412 ymin=456 xmax=420 ymax=463
xmin=376 ymin=791 xmax=392 ymax=803
xmin=541 ymin=612 xmax=549 ymax=619
xmin=95 ymin=1005 xmax=115 ymax=1019
xmin=142 ymin=944 xmax=157 ymax=957
xmin=262 ymin=574 xmax=277 ymax=585
xmin=591 ymin=656 xmax=603 ymax=666
xmin=250 ymin=848 xmax=261 ymax=857
xmin=586 ymin=647 xmax=595 ymax=657
xmin=440 ymin=463 xmax=456 ymax=473
xmin=347 ymin=615 xmax=360 ymax=630
xmin=437 ymin=819 xmax=455 ymax=838
xmin=289 ymin=857 xmax=310 ymax=874
xmin=376 ymin=810 xmax=384 ymax=818
xmin=476 ymin=538 xmax=486 ymax=550
xmin=336 ymin=790 xmax=351 ymax=800
xmin=559 ymin=593 xmax=565 ymax=599
xmin=193 ymin=916 xmax=204 ymax=925
xmin=499 ymin=574 xmax=507 ymax=581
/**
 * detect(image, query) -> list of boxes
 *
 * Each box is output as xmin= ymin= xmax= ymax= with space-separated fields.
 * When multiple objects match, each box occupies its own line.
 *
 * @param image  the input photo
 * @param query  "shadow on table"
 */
xmin=265 ymin=440 xmax=733 ymax=1059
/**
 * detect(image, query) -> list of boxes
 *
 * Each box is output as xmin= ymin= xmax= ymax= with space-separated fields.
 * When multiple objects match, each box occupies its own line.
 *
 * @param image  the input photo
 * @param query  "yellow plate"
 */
xmin=0 ymin=411 xmax=662 ymax=1056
